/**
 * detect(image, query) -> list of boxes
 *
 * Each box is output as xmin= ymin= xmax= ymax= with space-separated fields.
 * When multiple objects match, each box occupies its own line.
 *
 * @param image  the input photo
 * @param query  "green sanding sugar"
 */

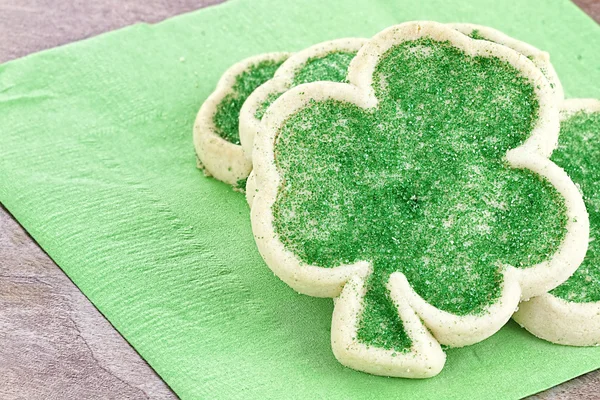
xmin=357 ymin=271 xmax=412 ymax=350
xmin=255 ymin=51 xmax=357 ymax=121
xmin=292 ymin=51 xmax=357 ymax=85
xmin=469 ymin=29 xmax=486 ymax=41
xmin=272 ymin=38 xmax=567 ymax=351
xmin=213 ymin=59 xmax=284 ymax=144
xmin=551 ymin=111 xmax=600 ymax=303
xmin=236 ymin=177 xmax=248 ymax=191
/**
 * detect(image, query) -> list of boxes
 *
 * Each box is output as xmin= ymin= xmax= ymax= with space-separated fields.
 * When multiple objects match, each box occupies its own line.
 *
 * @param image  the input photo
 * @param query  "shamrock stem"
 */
xmin=331 ymin=274 xmax=445 ymax=378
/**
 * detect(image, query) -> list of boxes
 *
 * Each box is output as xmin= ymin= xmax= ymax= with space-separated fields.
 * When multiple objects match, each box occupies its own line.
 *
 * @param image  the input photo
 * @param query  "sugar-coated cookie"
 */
xmin=194 ymin=53 xmax=289 ymax=188
xmin=514 ymin=99 xmax=600 ymax=346
xmin=250 ymin=21 xmax=588 ymax=378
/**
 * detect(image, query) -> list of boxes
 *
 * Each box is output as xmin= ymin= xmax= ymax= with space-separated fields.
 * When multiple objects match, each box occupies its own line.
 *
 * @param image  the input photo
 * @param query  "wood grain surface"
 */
xmin=0 ymin=1 xmax=598 ymax=399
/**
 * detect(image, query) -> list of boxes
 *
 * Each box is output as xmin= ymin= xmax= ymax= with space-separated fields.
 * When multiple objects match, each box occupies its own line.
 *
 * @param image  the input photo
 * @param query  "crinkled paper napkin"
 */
xmin=1 ymin=0 xmax=599 ymax=398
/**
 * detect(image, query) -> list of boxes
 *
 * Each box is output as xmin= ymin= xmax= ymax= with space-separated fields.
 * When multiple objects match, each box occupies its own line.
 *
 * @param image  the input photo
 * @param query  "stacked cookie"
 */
xmin=193 ymin=21 xmax=599 ymax=378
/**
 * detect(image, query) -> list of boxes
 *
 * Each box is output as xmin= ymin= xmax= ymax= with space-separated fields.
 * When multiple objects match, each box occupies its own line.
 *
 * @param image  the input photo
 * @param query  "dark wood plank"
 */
xmin=0 ymin=1 xmax=598 ymax=399
xmin=0 ymin=0 xmax=223 ymax=62
xmin=573 ymin=0 xmax=600 ymax=22
xmin=0 ymin=205 xmax=176 ymax=400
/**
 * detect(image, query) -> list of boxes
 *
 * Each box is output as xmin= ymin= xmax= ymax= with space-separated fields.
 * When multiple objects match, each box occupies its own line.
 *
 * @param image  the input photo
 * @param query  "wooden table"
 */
xmin=0 ymin=1 xmax=598 ymax=398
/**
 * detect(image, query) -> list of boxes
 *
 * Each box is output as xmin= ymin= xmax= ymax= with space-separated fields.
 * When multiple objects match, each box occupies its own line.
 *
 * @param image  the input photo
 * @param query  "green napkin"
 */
xmin=1 ymin=0 xmax=599 ymax=398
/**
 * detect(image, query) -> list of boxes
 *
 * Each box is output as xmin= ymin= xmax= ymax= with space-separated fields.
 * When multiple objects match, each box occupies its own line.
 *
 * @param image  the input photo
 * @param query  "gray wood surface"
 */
xmin=0 ymin=209 xmax=175 ymax=400
xmin=0 ymin=1 xmax=598 ymax=399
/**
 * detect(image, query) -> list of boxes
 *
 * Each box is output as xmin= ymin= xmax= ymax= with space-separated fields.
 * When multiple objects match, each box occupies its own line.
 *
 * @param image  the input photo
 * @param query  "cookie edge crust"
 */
xmin=251 ymin=21 xmax=588 ymax=377
xmin=239 ymin=38 xmax=368 ymax=162
xmin=513 ymin=98 xmax=600 ymax=347
xmin=193 ymin=52 xmax=290 ymax=186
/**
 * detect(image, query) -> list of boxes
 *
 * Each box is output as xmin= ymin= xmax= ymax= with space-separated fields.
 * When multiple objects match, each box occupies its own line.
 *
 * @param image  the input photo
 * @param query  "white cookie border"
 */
xmin=193 ymin=52 xmax=290 ymax=186
xmin=514 ymin=98 xmax=600 ymax=346
xmin=251 ymin=21 xmax=589 ymax=378
xmin=449 ymin=23 xmax=564 ymax=104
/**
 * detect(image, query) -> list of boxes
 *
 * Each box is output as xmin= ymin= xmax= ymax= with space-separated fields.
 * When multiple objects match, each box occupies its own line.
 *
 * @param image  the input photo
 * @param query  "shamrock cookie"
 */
xmin=449 ymin=23 xmax=563 ymax=103
xmin=514 ymin=99 xmax=600 ymax=346
xmin=251 ymin=21 xmax=589 ymax=378
xmin=194 ymin=52 xmax=289 ymax=188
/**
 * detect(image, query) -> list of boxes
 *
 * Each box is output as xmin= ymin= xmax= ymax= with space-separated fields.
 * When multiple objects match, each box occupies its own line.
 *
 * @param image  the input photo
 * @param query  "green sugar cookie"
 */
xmin=250 ymin=22 xmax=588 ymax=378
xmin=514 ymin=99 xmax=599 ymax=346
xmin=194 ymin=53 xmax=288 ymax=187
